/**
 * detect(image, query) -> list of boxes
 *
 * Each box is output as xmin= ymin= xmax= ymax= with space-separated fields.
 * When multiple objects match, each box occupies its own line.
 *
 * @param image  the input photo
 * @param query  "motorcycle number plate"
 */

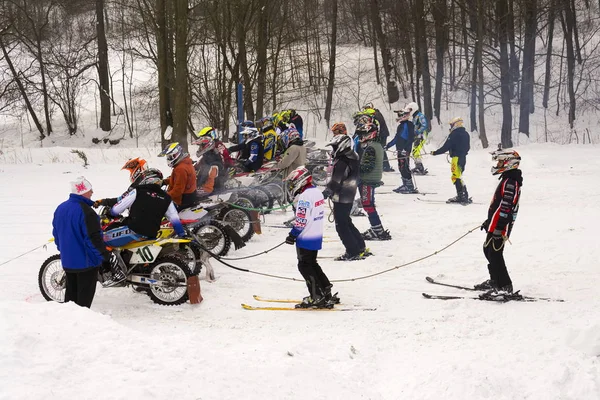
xmin=129 ymin=245 xmax=162 ymax=264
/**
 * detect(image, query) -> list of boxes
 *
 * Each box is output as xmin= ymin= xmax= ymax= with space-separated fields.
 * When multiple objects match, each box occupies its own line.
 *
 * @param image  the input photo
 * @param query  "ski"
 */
xmin=241 ymin=303 xmax=376 ymax=311
xmin=425 ymin=277 xmax=564 ymax=302
xmin=253 ymin=295 xmax=297 ymax=303
xmin=425 ymin=276 xmax=477 ymax=291
xmin=421 ymin=292 xmax=537 ymax=302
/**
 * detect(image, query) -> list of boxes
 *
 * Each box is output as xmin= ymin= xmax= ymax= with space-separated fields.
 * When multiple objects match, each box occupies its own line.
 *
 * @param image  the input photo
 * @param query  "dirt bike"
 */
xmin=39 ymin=236 xmax=196 ymax=306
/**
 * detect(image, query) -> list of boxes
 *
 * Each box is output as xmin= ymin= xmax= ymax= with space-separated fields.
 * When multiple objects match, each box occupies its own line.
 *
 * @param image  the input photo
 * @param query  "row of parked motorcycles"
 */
xmin=38 ymin=141 xmax=331 ymax=306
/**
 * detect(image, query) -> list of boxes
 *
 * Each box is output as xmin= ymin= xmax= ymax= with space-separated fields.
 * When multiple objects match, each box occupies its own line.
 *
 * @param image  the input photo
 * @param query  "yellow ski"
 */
xmin=241 ymin=303 xmax=376 ymax=311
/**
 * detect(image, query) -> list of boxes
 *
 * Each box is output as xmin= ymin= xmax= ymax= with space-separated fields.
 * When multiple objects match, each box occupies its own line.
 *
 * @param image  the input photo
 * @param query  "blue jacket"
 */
xmin=387 ymin=120 xmax=415 ymax=153
xmin=52 ymin=194 xmax=110 ymax=271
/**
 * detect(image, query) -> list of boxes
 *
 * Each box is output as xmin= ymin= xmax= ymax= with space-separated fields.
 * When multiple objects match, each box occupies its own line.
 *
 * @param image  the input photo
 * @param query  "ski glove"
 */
xmin=285 ymin=234 xmax=296 ymax=245
xmin=322 ymin=188 xmax=333 ymax=200
xmin=93 ymin=199 xmax=107 ymax=208
xmin=480 ymin=219 xmax=489 ymax=232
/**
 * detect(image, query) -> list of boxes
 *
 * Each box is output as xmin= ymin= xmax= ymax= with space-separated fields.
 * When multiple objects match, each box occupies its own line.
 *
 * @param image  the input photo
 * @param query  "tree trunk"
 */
xmin=156 ymin=0 xmax=173 ymax=144
xmin=507 ymin=0 xmax=519 ymax=98
xmin=0 ymin=34 xmax=45 ymax=138
xmin=255 ymin=0 xmax=268 ymax=118
xmin=96 ymin=0 xmax=111 ymax=132
xmin=432 ymin=0 xmax=447 ymax=124
xmin=477 ymin=0 xmax=488 ymax=147
xmin=497 ymin=0 xmax=513 ymax=148
xmin=415 ymin=0 xmax=432 ymax=120
xmin=542 ymin=0 xmax=555 ymax=109
xmin=369 ymin=0 xmax=399 ymax=103
xmin=324 ymin=0 xmax=338 ymax=130
xmin=518 ymin=0 xmax=536 ymax=136
xmin=561 ymin=4 xmax=577 ymax=128
xmin=172 ymin=0 xmax=188 ymax=148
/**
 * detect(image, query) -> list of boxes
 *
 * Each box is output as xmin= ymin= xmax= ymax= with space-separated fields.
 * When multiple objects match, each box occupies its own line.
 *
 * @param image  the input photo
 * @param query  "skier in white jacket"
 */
xmin=284 ymin=166 xmax=338 ymax=308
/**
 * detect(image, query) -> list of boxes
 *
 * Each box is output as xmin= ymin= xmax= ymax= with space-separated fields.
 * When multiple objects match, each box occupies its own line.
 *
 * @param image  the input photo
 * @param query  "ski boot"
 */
xmin=474 ymin=279 xmax=496 ymax=291
xmin=393 ymin=178 xmax=418 ymax=194
xmin=323 ymin=285 xmax=341 ymax=305
xmin=479 ymin=285 xmax=523 ymax=302
xmin=361 ymin=227 xmax=392 ymax=241
xmin=359 ymin=248 xmax=373 ymax=258
xmin=411 ymin=162 xmax=428 ymax=175
xmin=334 ymin=253 xmax=365 ymax=261
xmin=295 ymin=295 xmax=333 ymax=309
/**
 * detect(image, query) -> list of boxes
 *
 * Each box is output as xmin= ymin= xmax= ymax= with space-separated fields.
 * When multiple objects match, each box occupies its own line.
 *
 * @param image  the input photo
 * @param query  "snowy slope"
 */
xmin=0 ymin=144 xmax=599 ymax=400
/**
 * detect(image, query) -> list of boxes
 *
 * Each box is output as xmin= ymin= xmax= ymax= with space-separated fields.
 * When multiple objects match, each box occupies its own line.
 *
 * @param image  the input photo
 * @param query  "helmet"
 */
xmin=449 ymin=117 xmax=464 ymax=131
xmin=284 ymin=166 xmax=313 ymax=198
xmin=158 ymin=142 xmax=187 ymax=167
xmin=289 ymin=109 xmax=297 ymax=118
xmin=241 ymin=126 xmax=260 ymax=143
xmin=137 ymin=168 xmax=164 ymax=186
xmin=327 ymin=133 xmax=352 ymax=158
xmin=491 ymin=149 xmax=521 ymax=175
xmin=121 ymin=157 xmax=148 ymax=184
xmin=195 ymin=137 xmax=216 ymax=158
xmin=353 ymin=113 xmax=375 ymax=127
xmin=240 ymin=120 xmax=255 ymax=128
xmin=331 ymin=122 xmax=347 ymax=136
xmin=282 ymin=127 xmax=301 ymax=148
xmin=395 ymin=110 xmax=411 ymax=122
xmin=196 ymin=126 xmax=218 ymax=140
xmin=405 ymin=102 xmax=419 ymax=114
xmin=356 ymin=122 xmax=379 ymax=143
xmin=260 ymin=116 xmax=274 ymax=131
xmin=362 ymin=102 xmax=374 ymax=110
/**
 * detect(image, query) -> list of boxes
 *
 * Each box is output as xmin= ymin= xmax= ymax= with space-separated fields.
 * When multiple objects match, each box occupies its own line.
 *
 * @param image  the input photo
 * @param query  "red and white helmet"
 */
xmin=284 ymin=166 xmax=313 ymax=198
xmin=356 ymin=122 xmax=379 ymax=143
xmin=491 ymin=149 xmax=521 ymax=175
xmin=194 ymin=137 xmax=216 ymax=158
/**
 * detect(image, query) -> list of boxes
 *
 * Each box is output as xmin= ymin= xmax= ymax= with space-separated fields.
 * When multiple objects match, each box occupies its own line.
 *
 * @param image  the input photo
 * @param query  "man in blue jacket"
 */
xmin=431 ymin=117 xmax=471 ymax=204
xmin=52 ymin=177 xmax=110 ymax=308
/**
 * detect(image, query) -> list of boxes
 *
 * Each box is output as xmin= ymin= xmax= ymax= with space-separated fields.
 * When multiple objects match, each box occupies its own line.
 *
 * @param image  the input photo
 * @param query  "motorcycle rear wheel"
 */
xmin=218 ymin=207 xmax=254 ymax=242
xmin=192 ymin=221 xmax=231 ymax=256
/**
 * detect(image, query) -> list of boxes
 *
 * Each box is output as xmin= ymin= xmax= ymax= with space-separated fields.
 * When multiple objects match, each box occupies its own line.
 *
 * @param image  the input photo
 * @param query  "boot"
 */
xmin=334 ymin=252 xmax=365 ymax=261
xmin=323 ymin=285 xmax=341 ymax=305
xmin=393 ymin=178 xmax=418 ymax=194
xmin=459 ymin=185 xmax=471 ymax=204
xmin=362 ymin=225 xmax=392 ymax=241
xmin=411 ymin=162 xmax=428 ymax=175
xmin=295 ymin=294 xmax=332 ymax=309
xmin=474 ymin=279 xmax=496 ymax=291
xmin=447 ymin=180 xmax=463 ymax=203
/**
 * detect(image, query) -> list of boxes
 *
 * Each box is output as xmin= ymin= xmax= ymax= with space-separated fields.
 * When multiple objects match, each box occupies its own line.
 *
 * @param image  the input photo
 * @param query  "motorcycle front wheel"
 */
xmin=38 ymin=254 xmax=66 ymax=303
xmin=146 ymin=254 xmax=193 ymax=306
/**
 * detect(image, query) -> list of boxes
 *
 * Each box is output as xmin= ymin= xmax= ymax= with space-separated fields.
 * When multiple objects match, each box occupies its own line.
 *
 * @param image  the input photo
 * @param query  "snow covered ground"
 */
xmin=0 ymin=143 xmax=599 ymax=400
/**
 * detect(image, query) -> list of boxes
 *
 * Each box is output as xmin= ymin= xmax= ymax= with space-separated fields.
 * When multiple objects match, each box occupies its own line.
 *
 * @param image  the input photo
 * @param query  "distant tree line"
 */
xmin=1 ymin=0 xmax=599 ymax=148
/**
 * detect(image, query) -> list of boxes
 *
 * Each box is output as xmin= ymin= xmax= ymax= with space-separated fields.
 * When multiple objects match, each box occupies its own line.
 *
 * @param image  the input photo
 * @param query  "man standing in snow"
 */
xmin=52 ymin=177 xmax=110 ymax=308
xmin=477 ymin=149 xmax=523 ymax=301
xmin=284 ymin=167 xmax=337 ymax=308
xmin=430 ymin=117 xmax=471 ymax=204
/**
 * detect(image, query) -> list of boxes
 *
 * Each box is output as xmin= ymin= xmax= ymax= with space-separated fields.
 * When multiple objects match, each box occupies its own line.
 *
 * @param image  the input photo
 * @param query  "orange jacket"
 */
xmin=164 ymin=156 xmax=196 ymax=205
xmin=200 ymin=165 xmax=219 ymax=193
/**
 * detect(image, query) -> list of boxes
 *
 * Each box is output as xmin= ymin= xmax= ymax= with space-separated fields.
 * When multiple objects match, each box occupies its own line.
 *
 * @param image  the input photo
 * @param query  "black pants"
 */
xmin=398 ymin=155 xmax=412 ymax=180
xmin=333 ymin=202 xmax=365 ymax=256
xmin=483 ymin=233 xmax=512 ymax=288
xmin=296 ymin=247 xmax=331 ymax=298
xmin=64 ymin=267 xmax=98 ymax=308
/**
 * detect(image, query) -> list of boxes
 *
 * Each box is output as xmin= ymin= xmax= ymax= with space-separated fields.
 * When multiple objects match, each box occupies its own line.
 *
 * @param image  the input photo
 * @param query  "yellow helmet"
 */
xmin=196 ymin=126 xmax=217 ymax=140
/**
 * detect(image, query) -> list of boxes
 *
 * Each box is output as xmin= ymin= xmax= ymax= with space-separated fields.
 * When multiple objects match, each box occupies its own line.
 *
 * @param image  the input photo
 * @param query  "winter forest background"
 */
xmin=0 ymin=0 xmax=599 ymax=152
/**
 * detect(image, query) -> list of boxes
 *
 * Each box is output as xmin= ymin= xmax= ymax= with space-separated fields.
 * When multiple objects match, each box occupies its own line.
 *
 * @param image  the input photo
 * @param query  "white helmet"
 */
xmin=405 ymin=102 xmax=419 ymax=114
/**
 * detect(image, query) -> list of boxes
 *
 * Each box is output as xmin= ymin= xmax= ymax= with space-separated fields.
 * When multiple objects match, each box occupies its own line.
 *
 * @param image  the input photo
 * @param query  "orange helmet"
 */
xmin=331 ymin=122 xmax=347 ymax=136
xmin=121 ymin=157 xmax=148 ymax=183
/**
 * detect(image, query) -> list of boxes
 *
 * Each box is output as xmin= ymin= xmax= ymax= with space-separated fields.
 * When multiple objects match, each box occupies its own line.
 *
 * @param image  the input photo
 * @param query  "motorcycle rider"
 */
xmin=273 ymin=127 xmax=306 ymax=178
xmin=159 ymin=142 xmax=198 ymax=209
xmin=194 ymin=127 xmax=235 ymax=169
xmin=193 ymin=136 xmax=226 ymax=196
xmin=95 ymin=168 xmax=185 ymax=248
xmin=228 ymin=125 xmax=264 ymax=172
